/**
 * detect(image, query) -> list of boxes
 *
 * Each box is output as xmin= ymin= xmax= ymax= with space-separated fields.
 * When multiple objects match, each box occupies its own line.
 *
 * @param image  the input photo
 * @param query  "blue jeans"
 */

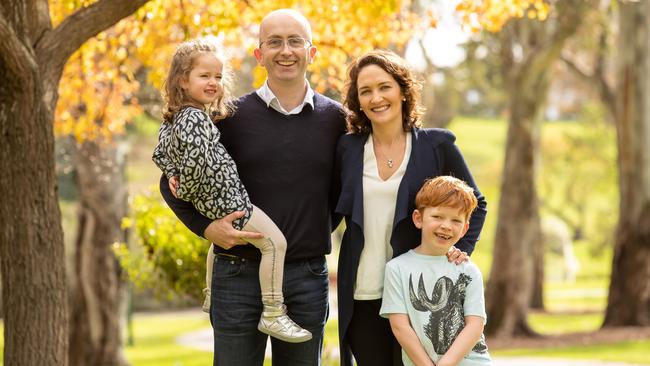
xmin=210 ymin=254 xmax=329 ymax=365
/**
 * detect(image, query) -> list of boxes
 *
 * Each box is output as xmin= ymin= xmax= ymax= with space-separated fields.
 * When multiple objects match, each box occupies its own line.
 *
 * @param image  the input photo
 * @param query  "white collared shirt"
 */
xmin=256 ymin=80 xmax=315 ymax=115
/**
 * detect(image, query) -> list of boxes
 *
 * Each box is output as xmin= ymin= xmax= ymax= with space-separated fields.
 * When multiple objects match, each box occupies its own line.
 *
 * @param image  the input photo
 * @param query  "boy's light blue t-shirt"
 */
xmin=380 ymin=250 xmax=492 ymax=366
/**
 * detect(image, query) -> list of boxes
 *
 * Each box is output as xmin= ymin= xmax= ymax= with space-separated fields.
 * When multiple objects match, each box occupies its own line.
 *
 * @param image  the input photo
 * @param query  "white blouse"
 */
xmin=354 ymin=133 xmax=412 ymax=300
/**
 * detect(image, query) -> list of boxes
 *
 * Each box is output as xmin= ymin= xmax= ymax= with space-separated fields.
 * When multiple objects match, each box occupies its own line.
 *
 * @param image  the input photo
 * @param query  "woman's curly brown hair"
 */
xmin=162 ymin=36 xmax=235 ymax=124
xmin=343 ymin=49 xmax=424 ymax=134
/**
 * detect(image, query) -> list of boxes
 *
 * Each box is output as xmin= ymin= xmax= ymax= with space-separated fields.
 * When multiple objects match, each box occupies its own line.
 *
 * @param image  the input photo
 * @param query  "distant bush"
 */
xmin=116 ymin=188 xmax=209 ymax=302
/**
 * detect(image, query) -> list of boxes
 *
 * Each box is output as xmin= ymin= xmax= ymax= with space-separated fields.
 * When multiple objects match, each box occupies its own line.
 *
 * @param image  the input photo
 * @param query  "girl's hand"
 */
xmin=169 ymin=176 xmax=180 ymax=198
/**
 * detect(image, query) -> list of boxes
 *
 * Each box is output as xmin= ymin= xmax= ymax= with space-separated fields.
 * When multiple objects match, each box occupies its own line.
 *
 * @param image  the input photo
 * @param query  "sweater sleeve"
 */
xmin=159 ymin=174 xmax=212 ymax=239
xmin=152 ymin=122 xmax=180 ymax=179
xmin=438 ymin=135 xmax=487 ymax=256
xmin=174 ymin=110 xmax=211 ymax=201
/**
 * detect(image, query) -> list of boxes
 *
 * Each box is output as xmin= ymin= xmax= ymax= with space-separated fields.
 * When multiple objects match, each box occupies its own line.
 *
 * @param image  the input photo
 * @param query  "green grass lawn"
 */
xmin=493 ymin=339 xmax=650 ymax=365
xmin=124 ymin=312 xmax=213 ymax=366
xmin=125 ymin=310 xmax=650 ymax=365
xmin=2 ymin=311 xmax=648 ymax=365
xmin=124 ymin=311 xmax=341 ymax=366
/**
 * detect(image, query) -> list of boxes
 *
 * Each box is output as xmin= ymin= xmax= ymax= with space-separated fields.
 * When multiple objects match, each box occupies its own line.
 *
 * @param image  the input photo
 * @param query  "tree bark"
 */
xmin=530 ymin=242 xmax=545 ymax=309
xmin=0 ymin=1 xmax=148 ymax=364
xmin=603 ymin=0 xmax=650 ymax=327
xmin=485 ymin=80 xmax=542 ymax=336
xmin=69 ymin=140 xmax=130 ymax=366
xmin=485 ymin=0 xmax=590 ymax=337
xmin=0 ymin=45 xmax=69 ymax=366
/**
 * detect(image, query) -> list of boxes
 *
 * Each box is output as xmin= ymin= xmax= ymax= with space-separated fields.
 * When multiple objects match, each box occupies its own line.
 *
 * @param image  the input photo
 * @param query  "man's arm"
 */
xmin=160 ymin=174 xmax=212 ymax=238
xmin=436 ymin=316 xmax=484 ymax=366
xmin=160 ymin=175 xmax=263 ymax=247
xmin=389 ymin=314 xmax=436 ymax=366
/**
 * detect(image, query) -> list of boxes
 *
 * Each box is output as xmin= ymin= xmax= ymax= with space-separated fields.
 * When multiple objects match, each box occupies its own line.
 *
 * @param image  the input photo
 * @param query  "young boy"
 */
xmin=380 ymin=176 xmax=492 ymax=366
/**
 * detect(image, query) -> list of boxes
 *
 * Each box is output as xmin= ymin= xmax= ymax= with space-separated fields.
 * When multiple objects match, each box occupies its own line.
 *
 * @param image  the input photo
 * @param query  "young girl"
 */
xmin=152 ymin=36 xmax=311 ymax=343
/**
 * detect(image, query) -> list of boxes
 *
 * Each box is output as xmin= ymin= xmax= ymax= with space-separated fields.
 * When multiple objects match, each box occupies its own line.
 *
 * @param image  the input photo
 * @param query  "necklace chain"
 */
xmin=373 ymin=134 xmax=402 ymax=169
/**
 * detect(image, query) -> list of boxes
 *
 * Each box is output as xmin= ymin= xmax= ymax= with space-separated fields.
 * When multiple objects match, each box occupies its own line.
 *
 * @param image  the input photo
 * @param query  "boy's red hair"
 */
xmin=415 ymin=176 xmax=478 ymax=220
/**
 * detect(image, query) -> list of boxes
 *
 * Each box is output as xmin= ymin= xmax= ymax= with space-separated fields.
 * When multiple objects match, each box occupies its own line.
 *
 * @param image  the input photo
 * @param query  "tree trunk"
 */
xmin=485 ymin=83 xmax=542 ymax=337
xmin=530 ymin=242 xmax=545 ymax=310
xmin=0 ymin=1 xmax=149 ymax=364
xmin=603 ymin=0 xmax=650 ymax=327
xmin=0 ymin=57 xmax=69 ymax=366
xmin=69 ymin=140 xmax=130 ymax=366
xmin=485 ymin=1 xmax=589 ymax=337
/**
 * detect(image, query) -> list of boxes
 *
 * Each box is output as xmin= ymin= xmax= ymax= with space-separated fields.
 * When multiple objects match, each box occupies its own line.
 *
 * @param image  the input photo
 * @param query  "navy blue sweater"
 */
xmin=160 ymin=91 xmax=346 ymax=261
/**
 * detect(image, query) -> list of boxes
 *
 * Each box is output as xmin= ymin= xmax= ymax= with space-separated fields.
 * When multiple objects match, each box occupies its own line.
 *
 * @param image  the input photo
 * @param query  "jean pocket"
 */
xmin=214 ymin=257 xmax=243 ymax=279
xmin=305 ymin=257 xmax=328 ymax=277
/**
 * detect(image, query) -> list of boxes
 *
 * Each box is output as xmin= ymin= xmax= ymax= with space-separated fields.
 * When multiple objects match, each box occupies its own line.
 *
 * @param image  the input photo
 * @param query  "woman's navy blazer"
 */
xmin=334 ymin=127 xmax=487 ymax=366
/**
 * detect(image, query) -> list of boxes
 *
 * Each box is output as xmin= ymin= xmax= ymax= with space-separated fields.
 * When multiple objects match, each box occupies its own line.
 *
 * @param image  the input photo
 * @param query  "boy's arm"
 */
xmin=388 ymin=314 xmax=436 ymax=366
xmin=436 ymin=316 xmax=484 ymax=366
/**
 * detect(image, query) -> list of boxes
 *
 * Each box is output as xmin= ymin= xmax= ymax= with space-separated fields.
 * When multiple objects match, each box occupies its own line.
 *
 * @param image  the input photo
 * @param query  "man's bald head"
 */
xmin=259 ymin=9 xmax=313 ymax=43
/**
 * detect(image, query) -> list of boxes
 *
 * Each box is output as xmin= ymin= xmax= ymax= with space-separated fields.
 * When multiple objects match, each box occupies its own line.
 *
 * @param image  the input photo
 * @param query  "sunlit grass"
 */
xmin=124 ymin=312 xmax=213 ymax=366
xmin=2 ymin=308 xmax=648 ymax=365
xmin=528 ymin=311 xmax=604 ymax=334
xmin=493 ymin=340 xmax=650 ymax=365
xmin=123 ymin=312 xmax=340 ymax=366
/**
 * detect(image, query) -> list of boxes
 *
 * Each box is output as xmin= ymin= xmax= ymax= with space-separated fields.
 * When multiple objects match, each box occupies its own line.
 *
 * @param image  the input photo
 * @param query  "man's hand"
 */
xmin=169 ymin=176 xmax=180 ymax=198
xmin=204 ymin=211 xmax=264 ymax=249
xmin=446 ymin=246 xmax=469 ymax=265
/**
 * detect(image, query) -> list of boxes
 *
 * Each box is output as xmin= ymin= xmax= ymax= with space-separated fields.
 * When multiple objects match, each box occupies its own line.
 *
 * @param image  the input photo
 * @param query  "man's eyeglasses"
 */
xmin=259 ymin=37 xmax=311 ymax=50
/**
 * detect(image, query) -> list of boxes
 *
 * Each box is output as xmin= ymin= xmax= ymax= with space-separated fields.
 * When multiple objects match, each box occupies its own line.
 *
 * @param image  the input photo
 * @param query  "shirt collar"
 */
xmin=256 ymin=80 xmax=315 ymax=115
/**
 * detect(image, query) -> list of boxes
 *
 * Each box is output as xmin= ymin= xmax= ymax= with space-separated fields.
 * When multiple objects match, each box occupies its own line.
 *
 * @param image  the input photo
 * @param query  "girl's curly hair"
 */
xmin=162 ymin=36 xmax=235 ymax=124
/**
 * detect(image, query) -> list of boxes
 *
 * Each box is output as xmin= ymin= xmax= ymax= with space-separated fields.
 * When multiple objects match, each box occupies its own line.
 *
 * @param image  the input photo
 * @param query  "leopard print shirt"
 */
xmin=152 ymin=107 xmax=252 ymax=230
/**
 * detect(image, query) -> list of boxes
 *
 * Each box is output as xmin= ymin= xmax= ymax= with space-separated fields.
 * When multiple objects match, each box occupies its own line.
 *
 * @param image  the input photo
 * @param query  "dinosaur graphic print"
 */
xmin=409 ymin=272 xmax=488 ymax=355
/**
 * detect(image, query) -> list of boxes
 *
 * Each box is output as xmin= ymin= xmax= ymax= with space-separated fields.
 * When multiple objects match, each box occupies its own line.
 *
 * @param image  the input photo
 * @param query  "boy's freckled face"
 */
xmin=413 ymin=206 xmax=469 ymax=255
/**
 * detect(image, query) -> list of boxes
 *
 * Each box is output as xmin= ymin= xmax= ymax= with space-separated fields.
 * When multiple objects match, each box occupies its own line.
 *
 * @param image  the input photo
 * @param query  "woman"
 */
xmin=335 ymin=50 xmax=487 ymax=366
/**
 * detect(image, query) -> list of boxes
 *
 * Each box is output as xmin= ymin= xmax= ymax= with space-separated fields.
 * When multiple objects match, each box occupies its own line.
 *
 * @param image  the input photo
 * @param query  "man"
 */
xmin=159 ymin=9 xmax=346 ymax=365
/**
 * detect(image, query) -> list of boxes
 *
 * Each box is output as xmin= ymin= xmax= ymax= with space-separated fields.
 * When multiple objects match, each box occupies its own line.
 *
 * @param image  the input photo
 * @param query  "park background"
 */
xmin=1 ymin=0 xmax=649 ymax=365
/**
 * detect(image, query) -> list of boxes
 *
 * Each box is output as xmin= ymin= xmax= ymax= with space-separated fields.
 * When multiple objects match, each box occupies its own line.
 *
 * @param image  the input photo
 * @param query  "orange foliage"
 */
xmin=456 ymin=0 xmax=550 ymax=33
xmin=52 ymin=0 xmax=420 ymax=141
xmin=51 ymin=0 xmax=549 ymax=141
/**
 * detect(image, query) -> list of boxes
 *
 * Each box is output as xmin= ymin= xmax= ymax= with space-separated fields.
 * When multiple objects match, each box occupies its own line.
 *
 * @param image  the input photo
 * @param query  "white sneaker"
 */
xmin=202 ymin=287 xmax=210 ymax=313
xmin=257 ymin=304 xmax=312 ymax=343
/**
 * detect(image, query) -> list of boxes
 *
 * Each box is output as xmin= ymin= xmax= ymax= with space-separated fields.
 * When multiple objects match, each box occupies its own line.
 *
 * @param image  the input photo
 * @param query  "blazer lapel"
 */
xmin=336 ymin=133 xmax=367 ymax=229
xmin=392 ymin=128 xmax=426 ymax=229
xmin=350 ymin=145 xmax=364 ymax=229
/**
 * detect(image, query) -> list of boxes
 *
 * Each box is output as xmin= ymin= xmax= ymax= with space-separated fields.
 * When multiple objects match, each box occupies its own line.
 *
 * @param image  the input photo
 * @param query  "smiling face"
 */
xmin=254 ymin=11 xmax=316 ymax=87
xmin=413 ymin=205 xmax=470 ymax=256
xmin=180 ymin=52 xmax=223 ymax=108
xmin=357 ymin=64 xmax=405 ymax=130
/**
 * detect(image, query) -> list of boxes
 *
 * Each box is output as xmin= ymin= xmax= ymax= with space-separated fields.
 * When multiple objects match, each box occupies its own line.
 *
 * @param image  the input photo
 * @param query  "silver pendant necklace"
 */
xmin=373 ymin=134 xmax=401 ymax=169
